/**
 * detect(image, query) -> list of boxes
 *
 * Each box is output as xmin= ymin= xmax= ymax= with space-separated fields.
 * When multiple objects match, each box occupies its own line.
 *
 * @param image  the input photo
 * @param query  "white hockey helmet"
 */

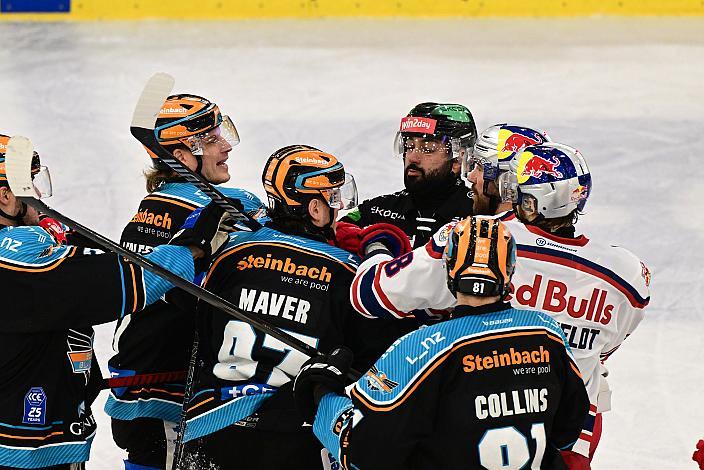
xmin=463 ymin=124 xmax=550 ymax=191
xmin=504 ymin=142 xmax=592 ymax=219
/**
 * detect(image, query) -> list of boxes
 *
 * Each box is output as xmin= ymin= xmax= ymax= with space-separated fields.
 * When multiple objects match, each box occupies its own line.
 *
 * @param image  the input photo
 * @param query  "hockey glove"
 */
xmin=333 ymin=221 xmax=362 ymax=253
xmin=359 ymin=223 xmax=411 ymax=258
xmin=38 ymin=214 xmax=67 ymax=245
xmin=170 ymin=202 xmax=233 ymax=259
xmin=293 ymin=346 xmax=353 ymax=423
xmin=693 ymin=439 xmax=704 ymax=470
xmin=559 ymin=450 xmax=590 ymax=470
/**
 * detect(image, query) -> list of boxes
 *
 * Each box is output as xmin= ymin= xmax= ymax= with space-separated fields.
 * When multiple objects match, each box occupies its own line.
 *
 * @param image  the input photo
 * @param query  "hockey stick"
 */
xmin=5 ymin=136 xmax=333 ymax=362
xmin=130 ymin=73 xmax=259 ymax=466
xmin=101 ymin=370 xmax=187 ymax=390
xmin=170 ymin=329 xmax=200 ymax=470
xmin=130 ymin=72 xmax=261 ymax=232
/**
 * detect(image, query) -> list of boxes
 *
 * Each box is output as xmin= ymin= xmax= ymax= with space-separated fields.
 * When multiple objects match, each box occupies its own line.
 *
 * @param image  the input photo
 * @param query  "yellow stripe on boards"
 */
xmin=0 ymin=0 xmax=703 ymax=21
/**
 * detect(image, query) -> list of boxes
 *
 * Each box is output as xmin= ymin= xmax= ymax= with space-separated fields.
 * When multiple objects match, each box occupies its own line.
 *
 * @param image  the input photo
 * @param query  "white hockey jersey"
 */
xmin=350 ymin=211 xmax=651 ymax=456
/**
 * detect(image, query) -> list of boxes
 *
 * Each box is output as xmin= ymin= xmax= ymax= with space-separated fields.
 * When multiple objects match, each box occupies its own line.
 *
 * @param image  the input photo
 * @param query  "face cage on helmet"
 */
xmin=394 ymin=133 xmax=464 ymax=161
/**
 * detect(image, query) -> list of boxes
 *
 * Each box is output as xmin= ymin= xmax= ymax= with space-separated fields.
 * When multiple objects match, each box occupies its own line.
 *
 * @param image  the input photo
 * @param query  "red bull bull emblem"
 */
xmin=400 ymin=117 xmax=437 ymax=134
xmin=501 ymin=132 xmax=541 ymax=153
xmin=521 ymin=155 xmax=563 ymax=179
xmin=497 ymin=127 xmax=548 ymax=164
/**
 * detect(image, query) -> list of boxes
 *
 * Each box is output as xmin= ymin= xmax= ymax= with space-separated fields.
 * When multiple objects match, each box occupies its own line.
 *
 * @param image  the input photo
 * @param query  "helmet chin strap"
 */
xmin=0 ymin=201 xmax=28 ymax=223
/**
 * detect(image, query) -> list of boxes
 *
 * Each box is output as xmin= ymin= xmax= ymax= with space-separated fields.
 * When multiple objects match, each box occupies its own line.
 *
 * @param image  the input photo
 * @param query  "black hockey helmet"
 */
xmin=394 ymin=102 xmax=477 ymax=161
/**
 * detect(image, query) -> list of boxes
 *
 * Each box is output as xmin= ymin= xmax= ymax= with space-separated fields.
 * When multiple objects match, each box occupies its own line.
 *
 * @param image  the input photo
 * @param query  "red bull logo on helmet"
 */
xmin=497 ymin=127 xmax=548 ymax=163
xmin=570 ymin=184 xmax=589 ymax=203
xmin=400 ymin=117 xmax=437 ymax=134
xmin=516 ymin=150 xmax=564 ymax=184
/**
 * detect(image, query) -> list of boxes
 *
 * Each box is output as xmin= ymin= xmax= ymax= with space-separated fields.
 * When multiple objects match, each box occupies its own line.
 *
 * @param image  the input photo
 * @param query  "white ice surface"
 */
xmin=1 ymin=17 xmax=703 ymax=469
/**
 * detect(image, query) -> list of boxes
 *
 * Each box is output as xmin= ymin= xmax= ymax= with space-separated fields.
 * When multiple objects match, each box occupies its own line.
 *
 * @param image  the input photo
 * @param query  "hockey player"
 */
xmin=350 ymin=141 xmax=651 ymax=466
xmin=336 ymin=103 xmax=478 ymax=360
xmin=340 ymin=102 xmax=476 ymax=249
xmin=179 ymin=145 xmax=374 ymax=469
xmin=465 ymin=124 xmax=551 ymax=216
xmin=105 ymin=94 xmax=267 ymax=470
xmin=294 ymin=216 xmax=590 ymax=469
xmin=0 ymin=135 xmax=231 ymax=469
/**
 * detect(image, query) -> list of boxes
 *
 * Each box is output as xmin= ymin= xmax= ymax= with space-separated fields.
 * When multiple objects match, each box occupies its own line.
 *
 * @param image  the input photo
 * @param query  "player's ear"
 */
xmin=0 ymin=186 xmax=13 ymax=205
xmin=172 ymin=148 xmax=190 ymax=165
xmin=307 ymin=198 xmax=324 ymax=227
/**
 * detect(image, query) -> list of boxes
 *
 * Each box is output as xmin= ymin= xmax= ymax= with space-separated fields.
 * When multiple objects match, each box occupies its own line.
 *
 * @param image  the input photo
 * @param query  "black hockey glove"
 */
xmin=293 ymin=347 xmax=354 ymax=423
xmin=170 ymin=202 xmax=234 ymax=262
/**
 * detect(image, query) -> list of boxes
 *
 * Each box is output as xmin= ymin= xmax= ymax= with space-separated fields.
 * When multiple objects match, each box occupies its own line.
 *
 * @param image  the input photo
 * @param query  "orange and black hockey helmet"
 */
xmin=152 ymin=94 xmax=239 ymax=157
xmin=0 ymin=134 xmax=44 ymax=186
xmin=262 ymin=145 xmax=356 ymax=216
xmin=445 ymin=216 xmax=516 ymax=298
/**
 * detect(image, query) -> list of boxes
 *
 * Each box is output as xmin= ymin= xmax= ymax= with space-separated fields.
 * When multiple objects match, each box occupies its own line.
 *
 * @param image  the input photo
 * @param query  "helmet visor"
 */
xmin=320 ymin=173 xmax=357 ymax=210
xmin=394 ymin=133 xmax=452 ymax=159
xmin=497 ymin=170 xmax=518 ymax=203
xmin=32 ymin=166 xmax=52 ymax=199
xmin=189 ymin=115 xmax=240 ymax=156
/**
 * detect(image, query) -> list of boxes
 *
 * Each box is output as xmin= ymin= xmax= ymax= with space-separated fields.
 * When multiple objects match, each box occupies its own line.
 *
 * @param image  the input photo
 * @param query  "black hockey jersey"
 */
xmin=313 ymin=303 xmax=589 ymax=470
xmin=106 ymin=182 xmax=267 ymax=424
xmin=180 ymin=223 xmax=375 ymax=443
xmin=0 ymin=223 xmax=195 ymax=468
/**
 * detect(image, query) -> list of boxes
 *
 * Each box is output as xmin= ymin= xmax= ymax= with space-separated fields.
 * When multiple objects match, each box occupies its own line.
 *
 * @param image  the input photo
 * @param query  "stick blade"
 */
xmin=6 ymin=136 xmax=37 ymax=198
xmin=130 ymin=72 xmax=175 ymax=130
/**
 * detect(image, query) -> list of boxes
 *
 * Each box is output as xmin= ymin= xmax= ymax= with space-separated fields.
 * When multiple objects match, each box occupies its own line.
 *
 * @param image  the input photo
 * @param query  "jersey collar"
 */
xmin=523 ymin=223 xmax=589 ymax=247
xmin=452 ymin=301 xmax=512 ymax=318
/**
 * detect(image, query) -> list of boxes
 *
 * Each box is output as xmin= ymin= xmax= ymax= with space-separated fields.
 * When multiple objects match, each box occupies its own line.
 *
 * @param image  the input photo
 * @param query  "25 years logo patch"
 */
xmin=23 ymin=387 xmax=47 ymax=425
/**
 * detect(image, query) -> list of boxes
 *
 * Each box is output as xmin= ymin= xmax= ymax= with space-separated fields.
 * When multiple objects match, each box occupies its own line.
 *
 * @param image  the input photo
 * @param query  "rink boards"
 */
xmin=1 ymin=0 xmax=704 ymax=20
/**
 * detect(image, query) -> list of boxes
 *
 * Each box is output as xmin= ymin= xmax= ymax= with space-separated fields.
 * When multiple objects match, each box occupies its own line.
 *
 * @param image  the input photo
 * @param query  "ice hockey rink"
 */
xmin=1 ymin=16 xmax=703 ymax=469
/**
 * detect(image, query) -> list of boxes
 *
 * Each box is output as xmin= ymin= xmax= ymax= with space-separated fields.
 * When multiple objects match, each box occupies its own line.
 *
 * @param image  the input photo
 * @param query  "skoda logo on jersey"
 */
xmin=370 ymin=206 xmax=405 ymax=220
xmin=536 ymin=238 xmax=547 ymax=246
xmin=23 ymin=387 xmax=47 ymax=425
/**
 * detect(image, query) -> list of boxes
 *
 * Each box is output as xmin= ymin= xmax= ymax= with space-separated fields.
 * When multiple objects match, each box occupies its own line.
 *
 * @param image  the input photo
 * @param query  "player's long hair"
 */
xmin=143 ymin=143 xmax=189 ymax=193
xmin=526 ymin=209 xmax=582 ymax=234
